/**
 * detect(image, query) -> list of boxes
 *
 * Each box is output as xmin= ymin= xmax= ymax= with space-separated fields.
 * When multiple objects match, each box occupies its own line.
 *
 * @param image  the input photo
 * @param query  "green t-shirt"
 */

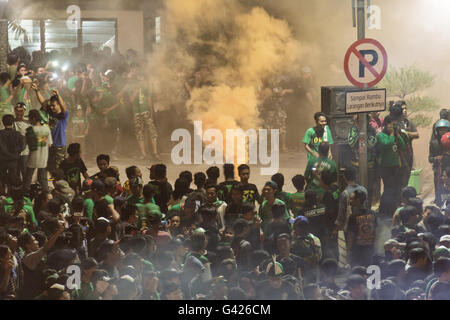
xmin=84 ymin=198 xmax=94 ymax=220
xmin=67 ymin=76 xmax=79 ymax=91
xmin=3 ymin=197 xmax=37 ymax=228
xmin=127 ymin=195 xmax=145 ymax=206
xmin=376 ymin=132 xmax=406 ymax=167
xmin=104 ymin=195 xmax=114 ymax=205
xmin=0 ymin=86 xmax=12 ymax=118
xmin=136 ymin=202 xmax=161 ymax=229
xmin=94 ymin=89 xmax=118 ymax=122
xmin=169 ymin=202 xmax=182 ymax=212
xmin=131 ymin=86 xmax=151 ymax=115
xmin=305 ymin=156 xmax=337 ymax=199
xmin=17 ymin=87 xmax=33 ymax=112
xmin=302 ymin=125 xmax=334 ymax=161
xmin=287 ymin=191 xmax=305 ymax=217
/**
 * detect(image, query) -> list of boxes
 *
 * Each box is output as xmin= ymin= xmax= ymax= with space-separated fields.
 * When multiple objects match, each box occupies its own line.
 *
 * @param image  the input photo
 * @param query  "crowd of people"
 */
xmin=0 ymin=44 xmax=450 ymax=300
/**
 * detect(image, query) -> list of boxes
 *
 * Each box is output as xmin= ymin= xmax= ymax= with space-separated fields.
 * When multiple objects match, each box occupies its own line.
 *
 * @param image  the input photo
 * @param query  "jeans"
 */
xmin=24 ymin=167 xmax=49 ymax=192
xmin=379 ymin=166 xmax=401 ymax=218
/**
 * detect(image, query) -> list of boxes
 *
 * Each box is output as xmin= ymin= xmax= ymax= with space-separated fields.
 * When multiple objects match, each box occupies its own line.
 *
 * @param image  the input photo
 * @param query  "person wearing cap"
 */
xmin=338 ymin=274 xmax=367 ymax=300
xmin=256 ymin=257 xmax=299 ymax=300
xmin=13 ymin=102 xmax=30 ymax=182
xmin=258 ymin=181 xmax=290 ymax=235
xmin=88 ymin=217 xmax=112 ymax=258
xmin=138 ymin=269 xmax=160 ymax=300
xmin=440 ymin=235 xmax=450 ymax=249
xmin=430 ymin=117 xmax=450 ymax=205
xmin=291 ymin=215 xmax=322 ymax=284
xmin=127 ymin=176 xmax=145 ymax=206
xmin=97 ymin=239 xmax=122 ymax=279
xmin=392 ymin=186 xmax=419 ymax=227
xmin=427 ymin=257 xmax=450 ymax=300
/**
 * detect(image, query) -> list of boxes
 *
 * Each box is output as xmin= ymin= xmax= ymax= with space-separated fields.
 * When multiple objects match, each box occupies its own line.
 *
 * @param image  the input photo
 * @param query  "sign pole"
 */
xmin=357 ymin=0 xmax=368 ymax=189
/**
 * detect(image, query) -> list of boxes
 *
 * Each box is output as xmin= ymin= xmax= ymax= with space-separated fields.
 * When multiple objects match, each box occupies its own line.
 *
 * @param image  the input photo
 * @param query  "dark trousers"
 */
xmin=48 ymin=146 xmax=66 ymax=174
xmin=379 ymin=166 xmax=401 ymax=218
xmin=318 ymin=229 xmax=339 ymax=261
xmin=434 ymin=168 xmax=442 ymax=206
xmin=17 ymin=155 xmax=28 ymax=183
xmin=0 ymin=160 xmax=19 ymax=192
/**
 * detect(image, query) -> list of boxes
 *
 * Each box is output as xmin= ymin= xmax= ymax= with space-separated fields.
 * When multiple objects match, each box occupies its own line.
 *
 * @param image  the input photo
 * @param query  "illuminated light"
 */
xmin=52 ymin=60 xmax=59 ymax=67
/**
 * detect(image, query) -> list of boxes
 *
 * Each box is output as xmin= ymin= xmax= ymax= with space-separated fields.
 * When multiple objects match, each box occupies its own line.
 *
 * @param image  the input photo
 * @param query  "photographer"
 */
xmin=376 ymin=115 xmax=406 ymax=219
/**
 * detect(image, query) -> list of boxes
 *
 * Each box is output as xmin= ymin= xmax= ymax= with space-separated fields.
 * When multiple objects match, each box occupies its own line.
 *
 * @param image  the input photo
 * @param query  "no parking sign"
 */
xmin=344 ymin=38 xmax=388 ymax=89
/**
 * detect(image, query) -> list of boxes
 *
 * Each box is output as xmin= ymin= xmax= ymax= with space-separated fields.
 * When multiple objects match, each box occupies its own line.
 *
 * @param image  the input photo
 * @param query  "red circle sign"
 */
xmin=344 ymin=38 xmax=388 ymax=89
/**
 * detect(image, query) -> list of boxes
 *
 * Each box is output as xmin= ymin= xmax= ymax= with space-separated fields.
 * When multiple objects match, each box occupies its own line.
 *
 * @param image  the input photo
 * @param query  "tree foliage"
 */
xmin=378 ymin=65 xmax=438 ymax=127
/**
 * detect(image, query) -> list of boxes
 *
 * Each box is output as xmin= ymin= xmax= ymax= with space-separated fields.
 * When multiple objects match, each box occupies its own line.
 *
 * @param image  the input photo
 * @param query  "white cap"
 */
xmin=440 ymin=235 xmax=450 ymax=243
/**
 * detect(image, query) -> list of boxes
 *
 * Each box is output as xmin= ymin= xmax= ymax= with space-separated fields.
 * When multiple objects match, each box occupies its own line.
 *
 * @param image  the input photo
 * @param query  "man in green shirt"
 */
xmin=302 ymin=112 xmax=333 ymax=162
xmin=0 ymin=72 xmax=13 ymax=123
xmin=305 ymin=142 xmax=337 ymax=202
xmin=377 ymin=115 xmax=406 ymax=218
xmin=288 ymin=174 xmax=306 ymax=217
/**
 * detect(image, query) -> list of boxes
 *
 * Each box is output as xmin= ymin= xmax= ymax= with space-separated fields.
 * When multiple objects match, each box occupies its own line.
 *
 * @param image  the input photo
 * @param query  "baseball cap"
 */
xmin=290 ymin=215 xmax=309 ymax=225
xmin=129 ymin=176 xmax=143 ymax=187
xmin=277 ymin=233 xmax=291 ymax=241
xmin=91 ymin=180 xmax=106 ymax=193
xmin=81 ymin=257 xmax=99 ymax=270
xmin=14 ymin=102 xmax=26 ymax=110
xmin=440 ymin=235 xmax=450 ymax=243
xmin=264 ymin=181 xmax=278 ymax=190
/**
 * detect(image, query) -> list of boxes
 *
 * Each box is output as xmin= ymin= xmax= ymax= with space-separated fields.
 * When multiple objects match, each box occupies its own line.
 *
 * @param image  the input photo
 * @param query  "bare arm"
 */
xmin=31 ymin=83 xmax=46 ymax=108
xmin=304 ymin=143 xmax=318 ymax=158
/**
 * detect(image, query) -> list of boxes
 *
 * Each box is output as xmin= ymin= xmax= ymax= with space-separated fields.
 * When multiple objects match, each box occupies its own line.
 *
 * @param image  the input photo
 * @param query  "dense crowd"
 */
xmin=0 ymin=45 xmax=450 ymax=300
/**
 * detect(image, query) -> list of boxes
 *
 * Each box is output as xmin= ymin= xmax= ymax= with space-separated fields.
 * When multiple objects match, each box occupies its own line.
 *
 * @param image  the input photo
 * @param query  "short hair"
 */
xmin=409 ymin=247 xmax=427 ymax=264
xmin=384 ymin=115 xmax=395 ymax=126
xmin=2 ymin=114 xmax=14 ymax=127
xmin=121 ymin=204 xmax=138 ymax=222
xmin=7 ymin=54 xmax=18 ymax=65
xmin=353 ymin=189 xmax=367 ymax=204
xmin=48 ymin=197 xmax=63 ymax=215
xmin=71 ymin=196 xmax=84 ymax=213
xmin=440 ymin=108 xmax=449 ymax=120
xmin=271 ymin=203 xmax=286 ymax=219
xmin=189 ymin=231 xmax=206 ymax=251
xmin=314 ymin=112 xmax=327 ymax=122
xmin=303 ymin=283 xmax=320 ymax=300
xmin=271 ymin=173 xmax=284 ymax=190
xmin=194 ymin=172 xmax=206 ymax=188
xmin=18 ymin=232 xmax=33 ymax=249
xmin=386 ymin=260 xmax=406 ymax=277
xmin=401 ymin=186 xmax=417 ymax=201
xmin=96 ymin=154 xmax=110 ymax=164
xmin=28 ymin=109 xmax=41 ymax=122
xmin=320 ymin=259 xmax=339 ymax=276
xmin=125 ymin=166 xmax=138 ymax=179
xmin=344 ymin=167 xmax=357 ymax=181
xmin=233 ymin=218 xmax=250 ymax=235
xmin=292 ymin=175 xmax=305 ymax=190
xmin=206 ymin=166 xmax=220 ymax=180
xmin=228 ymin=287 xmax=247 ymax=300
xmin=143 ymin=183 xmax=156 ymax=198
xmin=241 ymin=202 xmax=255 ymax=215
xmin=318 ymin=142 xmax=329 ymax=157
xmin=179 ymin=171 xmax=193 ymax=184
xmin=231 ymin=183 xmax=243 ymax=194
xmin=238 ymin=164 xmax=250 ymax=174
xmin=67 ymin=143 xmax=81 ymax=156
xmin=399 ymin=206 xmax=418 ymax=224
xmin=223 ymin=163 xmax=235 ymax=179
xmin=373 ymin=280 xmax=397 ymax=300
xmin=154 ymin=164 xmax=167 ymax=179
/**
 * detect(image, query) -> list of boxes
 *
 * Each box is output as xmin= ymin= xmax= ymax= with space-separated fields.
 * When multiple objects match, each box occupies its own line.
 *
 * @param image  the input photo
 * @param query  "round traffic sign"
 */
xmin=344 ymin=38 xmax=388 ymax=89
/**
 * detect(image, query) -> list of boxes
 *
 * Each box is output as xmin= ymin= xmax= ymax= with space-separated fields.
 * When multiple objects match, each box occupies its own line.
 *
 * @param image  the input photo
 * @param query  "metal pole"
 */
xmin=357 ymin=0 xmax=368 ymax=189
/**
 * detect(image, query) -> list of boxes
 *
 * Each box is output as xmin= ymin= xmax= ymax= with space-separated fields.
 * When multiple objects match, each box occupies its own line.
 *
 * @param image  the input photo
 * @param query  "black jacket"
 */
xmin=0 ymin=128 xmax=24 ymax=161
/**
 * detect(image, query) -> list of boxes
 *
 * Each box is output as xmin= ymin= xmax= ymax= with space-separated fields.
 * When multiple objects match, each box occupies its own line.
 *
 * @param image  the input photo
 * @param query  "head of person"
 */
xmin=97 ymin=239 xmax=121 ymax=265
xmin=205 ymin=184 xmax=217 ymax=204
xmin=28 ymin=109 xmax=41 ymax=125
xmin=440 ymin=108 xmax=449 ymax=121
xmin=314 ymin=112 xmax=327 ymax=131
xmin=399 ymin=205 xmax=421 ymax=228
xmin=223 ymin=163 xmax=235 ymax=180
xmin=434 ymin=257 xmax=450 ymax=281
xmin=271 ymin=173 xmax=284 ymax=191
xmin=193 ymin=172 xmax=206 ymax=190
xmin=183 ymin=198 xmax=196 ymax=219
xmin=320 ymin=259 xmax=339 ymax=282
xmin=435 ymin=119 xmax=450 ymax=138
xmin=318 ymin=142 xmax=329 ymax=158
xmin=14 ymin=102 xmax=26 ymax=120
xmin=238 ymin=164 xmax=250 ymax=183
xmin=7 ymin=53 xmax=19 ymax=66
xmin=389 ymin=102 xmax=404 ymax=120
xmin=344 ymin=166 xmax=357 ymax=184
xmin=96 ymin=154 xmax=110 ymax=173
xmin=167 ymin=210 xmax=181 ymax=229
xmin=179 ymin=171 xmax=193 ymax=186
xmin=173 ymin=178 xmax=189 ymax=201
xmin=241 ymin=202 xmax=256 ymax=222
xmin=401 ymin=186 xmax=417 ymax=204
xmin=142 ymin=183 xmax=156 ymax=201
xmin=276 ymin=233 xmax=291 ymax=256
xmin=303 ymin=283 xmax=323 ymax=300
xmin=262 ymin=181 xmax=278 ymax=200
xmin=121 ymin=204 xmax=138 ymax=224
xmin=408 ymin=247 xmax=429 ymax=269
xmin=125 ymin=166 xmax=141 ymax=180
xmin=49 ymin=93 xmax=62 ymax=114
xmin=350 ymin=189 xmax=367 ymax=209
xmin=206 ymin=166 xmax=220 ymax=182
xmin=266 ymin=261 xmax=284 ymax=289
xmin=291 ymin=174 xmax=305 ymax=192
xmin=292 ymin=215 xmax=309 ymax=236
xmin=67 ymin=143 xmax=81 ymax=160
xmin=153 ymin=164 xmax=167 ymax=180
xmin=2 ymin=114 xmax=14 ymax=128
xmin=373 ymin=279 xmax=397 ymax=300
xmin=370 ymin=111 xmax=380 ymax=120
xmin=232 ymin=218 xmax=250 ymax=238
xmin=81 ymin=257 xmax=99 ymax=280
xmin=162 ymin=283 xmax=183 ymax=300
xmin=199 ymin=206 xmax=217 ymax=225
xmin=129 ymin=177 xmax=143 ymax=198
xmin=18 ymin=232 xmax=39 ymax=253
xmin=189 ymin=231 xmax=207 ymax=252
xmin=346 ymin=274 xmax=366 ymax=300
xmin=95 ymin=217 xmax=111 ymax=236
xmin=272 ymin=203 xmax=286 ymax=220
xmin=230 ymin=183 xmax=243 ymax=203
xmin=383 ymin=115 xmax=396 ymax=135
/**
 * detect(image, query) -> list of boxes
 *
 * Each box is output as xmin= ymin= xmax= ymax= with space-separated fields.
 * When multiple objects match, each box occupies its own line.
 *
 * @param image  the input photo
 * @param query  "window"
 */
xmin=81 ymin=20 xmax=116 ymax=52
xmin=45 ymin=19 xmax=77 ymax=52
xmin=8 ymin=19 xmax=41 ymax=52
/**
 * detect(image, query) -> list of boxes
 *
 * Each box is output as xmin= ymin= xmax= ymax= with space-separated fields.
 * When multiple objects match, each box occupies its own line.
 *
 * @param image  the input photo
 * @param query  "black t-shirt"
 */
xmin=59 ymin=158 xmax=88 ymax=193
xmin=347 ymin=209 xmax=377 ymax=247
xmin=241 ymin=183 xmax=260 ymax=204
xmin=149 ymin=180 xmax=173 ymax=214
xmin=259 ymin=254 xmax=304 ymax=279
xmin=256 ymin=279 xmax=299 ymax=300
xmin=218 ymin=180 xmax=239 ymax=204
xmin=322 ymin=184 xmax=340 ymax=229
xmin=429 ymin=281 xmax=450 ymax=300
